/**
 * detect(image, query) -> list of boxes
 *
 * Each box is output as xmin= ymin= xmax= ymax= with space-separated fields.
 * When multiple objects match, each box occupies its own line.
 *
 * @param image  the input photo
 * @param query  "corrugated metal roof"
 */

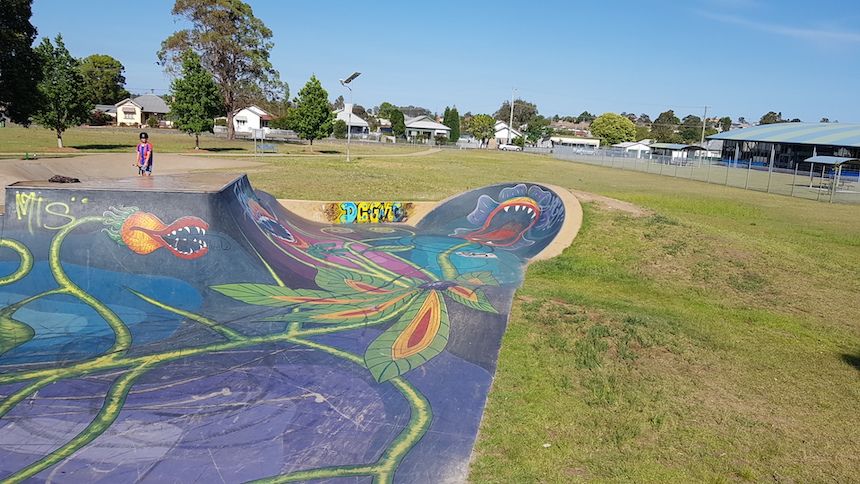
xmin=804 ymin=156 xmax=860 ymax=165
xmin=133 ymin=94 xmax=169 ymax=114
xmin=650 ymin=143 xmax=700 ymax=150
xmin=709 ymin=122 xmax=860 ymax=147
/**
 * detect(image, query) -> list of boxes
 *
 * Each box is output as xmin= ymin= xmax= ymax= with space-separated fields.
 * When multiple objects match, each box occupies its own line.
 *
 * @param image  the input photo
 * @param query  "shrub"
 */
xmin=146 ymin=115 xmax=159 ymax=128
xmin=333 ymin=119 xmax=347 ymax=139
xmin=214 ymin=118 xmax=227 ymax=126
xmin=89 ymin=111 xmax=114 ymax=126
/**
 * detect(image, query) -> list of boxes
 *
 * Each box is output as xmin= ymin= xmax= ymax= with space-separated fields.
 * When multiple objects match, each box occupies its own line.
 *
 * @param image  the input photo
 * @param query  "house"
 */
xmin=494 ymin=120 xmax=522 ymax=144
xmin=376 ymin=118 xmax=392 ymax=134
xmin=114 ymin=94 xmax=170 ymax=127
xmin=405 ymin=115 xmax=451 ymax=143
xmin=334 ymin=103 xmax=369 ymax=137
xmin=93 ymin=104 xmax=117 ymax=119
xmin=538 ymin=136 xmax=601 ymax=150
xmin=612 ymin=140 xmax=651 ymax=158
xmin=231 ymin=105 xmax=273 ymax=134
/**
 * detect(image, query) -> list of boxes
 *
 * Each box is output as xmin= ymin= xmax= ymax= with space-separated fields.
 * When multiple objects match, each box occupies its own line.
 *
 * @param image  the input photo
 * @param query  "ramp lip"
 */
xmin=7 ymin=173 xmax=246 ymax=194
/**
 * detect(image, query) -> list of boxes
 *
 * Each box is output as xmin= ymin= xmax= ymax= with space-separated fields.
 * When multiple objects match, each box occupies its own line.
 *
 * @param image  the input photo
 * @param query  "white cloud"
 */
xmin=699 ymin=11 xmax=860 ymax=43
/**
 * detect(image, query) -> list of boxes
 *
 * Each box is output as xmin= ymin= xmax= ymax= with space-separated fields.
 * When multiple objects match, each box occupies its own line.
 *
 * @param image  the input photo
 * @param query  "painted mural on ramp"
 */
xmin=0 ymin=174 xmax=567 ymax=483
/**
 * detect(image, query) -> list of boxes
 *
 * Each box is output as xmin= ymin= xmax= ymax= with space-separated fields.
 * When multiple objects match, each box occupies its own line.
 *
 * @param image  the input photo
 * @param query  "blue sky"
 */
xmin=31 ymin=0 xmax=860 ymax=122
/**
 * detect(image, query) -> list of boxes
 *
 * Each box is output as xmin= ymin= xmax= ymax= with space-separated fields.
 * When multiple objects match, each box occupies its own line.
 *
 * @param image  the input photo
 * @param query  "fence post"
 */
xmin=659 ymin=159 xmax=664 ymax=175
xmin=745 ymin=160 xmax=751 ymax=189
xmin=766 ymin=145 xmax=775 ymax=193
xmin=791 ymin=164 xmax=798 ymax=197
xmin=725 ymin=161 xmax=730 ymax=186
xmin=706 ymin=159 xmax=712 ymax=183
xmin=674 ymin=160 xmax=678 ymax=177
xmin=817 ymin=165 xmax=824 ymax=201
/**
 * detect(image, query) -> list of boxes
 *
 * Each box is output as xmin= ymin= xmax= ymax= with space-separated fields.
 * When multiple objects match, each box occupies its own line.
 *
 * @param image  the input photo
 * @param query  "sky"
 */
xmin=30 ymin=0 xmax=860 ymax=122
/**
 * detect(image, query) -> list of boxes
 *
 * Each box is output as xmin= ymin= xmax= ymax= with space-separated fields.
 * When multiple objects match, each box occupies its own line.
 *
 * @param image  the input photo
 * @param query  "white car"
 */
xmin=499 ymin=143 xmax=522 ymax=151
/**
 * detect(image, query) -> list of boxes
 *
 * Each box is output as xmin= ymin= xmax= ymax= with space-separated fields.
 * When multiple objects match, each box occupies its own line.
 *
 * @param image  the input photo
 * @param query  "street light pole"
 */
xmin=508 ymin=88 xmax=516 ymax=145
xmin=339 ymin=71 xmax=361 ymax=162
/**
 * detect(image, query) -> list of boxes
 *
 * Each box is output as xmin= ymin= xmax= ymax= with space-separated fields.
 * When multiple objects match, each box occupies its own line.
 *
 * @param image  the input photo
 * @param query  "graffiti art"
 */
xmin=0 ymin=174 xmax=567 ymax=483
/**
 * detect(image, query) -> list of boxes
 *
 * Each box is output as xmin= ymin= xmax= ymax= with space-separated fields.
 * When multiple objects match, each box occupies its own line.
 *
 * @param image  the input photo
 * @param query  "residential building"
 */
xmin=405 ymin=115 xmax=451 ymax=143
xmin=649 ymin=143 xmax=701 ymax=159
xmin=93 ymin=104 xmax=117 ymax=119
xmin=494 ymin=120 xmax=522 ymax=144
xmin=334 ymin=103 xmax=370 ymax=137
xmin=231 ymin=105 xmax=273 ymax=134
xmin=538 ymin=136 xmax=601 ymax=150
xmin=115 ymin=94 xmax=170 ymax=127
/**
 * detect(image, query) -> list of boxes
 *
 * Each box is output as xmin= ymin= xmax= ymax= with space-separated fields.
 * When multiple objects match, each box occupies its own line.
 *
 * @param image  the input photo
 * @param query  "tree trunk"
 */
xmin=195 ymin=134 xmax=200 ymax=149
xmin=226 ymin=110 xmax=235 ymax=140
xmin=309 ymin=138 xmax=313 ymax=146
xmin=56 ymin=131 xmax=63 ymax=149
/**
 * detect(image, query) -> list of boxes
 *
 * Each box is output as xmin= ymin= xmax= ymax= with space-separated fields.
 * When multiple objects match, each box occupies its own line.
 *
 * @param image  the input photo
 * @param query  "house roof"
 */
xmin=132 ymin=94 xmax=169 ymax=114
xmin=94 ymin=104 xmax=116 ymax=114
xmin=494 ymin=120 xmax=521 ymax=137
xmin=405 ymin=115 xmax=450 ymax=131
xmin=334 ymin=105 xmax=369 ymax=127
xmin=709 ymin=122 xmax=860 ymax=148
xmin=613 ymin=141 xmax=650 ymax=149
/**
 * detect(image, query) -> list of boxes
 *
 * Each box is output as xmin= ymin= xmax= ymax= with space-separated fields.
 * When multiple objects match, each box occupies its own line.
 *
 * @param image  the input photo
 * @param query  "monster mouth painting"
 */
xmin=105 ymin=209 xmax=210 ymax=259
xmin=462 ymin=196 xmax=540 ymax=246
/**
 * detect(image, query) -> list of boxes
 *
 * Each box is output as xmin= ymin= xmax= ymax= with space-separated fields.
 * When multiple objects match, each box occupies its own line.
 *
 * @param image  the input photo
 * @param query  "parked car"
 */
xmin=499 ymin=143 xmax=522 ymax=152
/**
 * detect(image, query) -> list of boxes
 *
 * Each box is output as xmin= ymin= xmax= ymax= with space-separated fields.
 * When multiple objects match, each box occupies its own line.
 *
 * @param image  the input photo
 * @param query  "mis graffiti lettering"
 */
xmin=325 ymin=201 xmax=412 ymax=224
xmin=14 ymin=191 xmax=89 ymax=233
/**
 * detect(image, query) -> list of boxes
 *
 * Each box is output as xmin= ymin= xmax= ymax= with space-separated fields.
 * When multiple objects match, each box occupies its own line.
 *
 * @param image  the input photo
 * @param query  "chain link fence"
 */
xmin=552 ymin=147 xmax=860 ymax=204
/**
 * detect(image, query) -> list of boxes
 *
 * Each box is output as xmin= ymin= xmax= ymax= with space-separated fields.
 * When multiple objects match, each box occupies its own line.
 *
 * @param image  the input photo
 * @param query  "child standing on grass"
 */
xmin=135 ymin=132 xmax=153 ymax=176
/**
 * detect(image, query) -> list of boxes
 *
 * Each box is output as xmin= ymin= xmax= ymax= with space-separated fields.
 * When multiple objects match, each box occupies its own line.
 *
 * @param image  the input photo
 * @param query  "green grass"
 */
xmin=241 ymin=149 xmax=860 ymax=482
xmin=0 ymin=125 xmax=428 ymax=155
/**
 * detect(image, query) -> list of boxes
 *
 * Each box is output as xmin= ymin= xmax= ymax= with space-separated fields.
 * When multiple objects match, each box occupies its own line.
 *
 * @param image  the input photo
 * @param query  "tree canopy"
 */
xmin=32 ymin=35 xmax=91 ymax=148
xmin=169 ymin=51 xmax=223 ymax=149
xmin=494 ymin=98 xmax=538 ymax=128
xmin=287 ymin=75 xmax=333 ymax=145
xmin=468 ymin=114 xmax=496 ymax=147
xmin=524 ymin=115 xmax=552 ymax=144
xmin=79 ymin=54 xmax=129 ymax=105
xmin=590 ymin=113 xmax=636 ymax=146
xmin=0 ymin=0 xmax=43 ymax=125
xmin=759 ymin=111 xmax=784 ymax=125
xmin=576 ymin=111 xmax=596 ymax=123
xmin=651 ymin=110 xmax=680 ymax=142
xmin=158 ymin=0 xmax=280 ymax=139
xmin=719 ymin=116 xmax=732 ymax=132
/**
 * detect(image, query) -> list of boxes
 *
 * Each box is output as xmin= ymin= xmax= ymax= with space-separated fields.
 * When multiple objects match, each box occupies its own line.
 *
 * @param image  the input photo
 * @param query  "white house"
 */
xmin=115 ymin=94 xmax=170 ymax=127
xmin=405 ymin=115 xmax=451 ymax=143
xmin=612 ymin=141 xmax=651 ymax=158
xmin=538 ymin=136 xmax=601 ymax=149
xmin=649 ymin=143 xmax=701 ymax=160
xmin=494 ymin=120 xmax=522 ymax=144
xmin=334 ymin=103 xmax=369 ymax=137
xmin=231 ymin=105 xmax=273 ymax=134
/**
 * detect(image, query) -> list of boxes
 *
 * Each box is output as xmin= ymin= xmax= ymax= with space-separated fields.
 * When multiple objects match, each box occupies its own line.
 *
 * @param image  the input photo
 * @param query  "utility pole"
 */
xmin=508 ymin=88 xmax=516 ymax=145
xmin=700 ymin=105 xmax=709 ymax=145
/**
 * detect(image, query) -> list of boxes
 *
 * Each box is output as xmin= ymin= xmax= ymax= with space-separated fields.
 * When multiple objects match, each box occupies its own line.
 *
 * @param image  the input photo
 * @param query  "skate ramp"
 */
xmin=0 ymin=173 xmax=575 ymax=483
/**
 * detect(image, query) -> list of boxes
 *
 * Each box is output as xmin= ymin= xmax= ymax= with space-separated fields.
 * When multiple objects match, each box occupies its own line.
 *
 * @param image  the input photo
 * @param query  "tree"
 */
xmin=589 ymin=113 xmax=636 ymax=146
xmin=759 ymin=111 xmax=783 ymax=125
xmin=738 ymin=116 xmax=747 ymax=124
xmin=332 ymin=119 xmax=347 ymax=139
xmin=79 ymin=54 xmax=129 ymax=105
xmin=168 ymin=50 xmax=223 ymax=149
xmin=377 ymin=102 xmax=398 ymax=120
xmin=158 ymin=0 xmax=280 ymax=139
xmin=287 ymin=75 xmax=333 ymax=145
xmin=637 ymin=113 xmax=652 ymax=125
xmin=635 ymin=125 xmax=651 ymax=141
xmin=332 ymin=95 xmax=344 ymax=110
xmin=493 ymin=98 xmax=538 ymax=127
xmin=469 ymin=114 xmax=496 ymax=147
xmin=0 ymin=0 xmax=43 ymax=125
xmin=789 ymin=118 xmax=802 ymax=123
xmin=820 ymin=117 xmax=830 ymax=123
xmin=398 ymin=105 xmax=430 ymax=118
xmin=524 ymin=115 xmax=551 ymax=144
xmin=678 ymin=115 xmax=703 ymax=143
xmin=32 ymin=35 xmax=91 ymax=148
xmin=443 ymin=106 xmax=461 ymax=142
xmin=719 ymin=116 xmax=732 ymax=132
xmin=576 ymin=111 xmax=595 ymax=123
xmin=651 ymin=110 xmax=680 ymax=142
xmin=390 ymin=110 xmax=405 ymax=137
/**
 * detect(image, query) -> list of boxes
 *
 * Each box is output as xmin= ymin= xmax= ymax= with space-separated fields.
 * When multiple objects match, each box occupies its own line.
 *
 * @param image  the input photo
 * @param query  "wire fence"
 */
xmin=552 ymin=146 xmax=860 ymax=204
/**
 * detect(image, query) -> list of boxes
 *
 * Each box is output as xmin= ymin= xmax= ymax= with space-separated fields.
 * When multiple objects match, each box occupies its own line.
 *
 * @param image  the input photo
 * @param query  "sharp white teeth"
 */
xmin=527 ymin=208 xmax=533 ymax=214
xmin=184 ymin=227 xmax=191 ymax=233
xmin=531 ymin=213 xmax=536 ymax=219
xmin=504 ymin=206 xmax=510 ymax=212
xmin=201 ymin=229 xmax=206 ymax=235
xmin=171 ymin=230 xmax=177 ymax=236
xmin=514 ymin=206 xmax=520 ymax=212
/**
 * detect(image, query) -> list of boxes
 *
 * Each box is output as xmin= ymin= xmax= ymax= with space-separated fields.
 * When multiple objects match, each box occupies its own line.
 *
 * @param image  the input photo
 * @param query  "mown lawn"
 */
xmin=0 ymin=125 xmax=427 ymax=155
xmin=244 ymin=149 xmax=860 ymax=482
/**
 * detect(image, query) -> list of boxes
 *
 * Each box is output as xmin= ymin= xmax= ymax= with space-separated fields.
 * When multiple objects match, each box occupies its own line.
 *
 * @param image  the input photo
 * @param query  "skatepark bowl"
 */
xmin=0 ymin=173 xmax=578 ymax=483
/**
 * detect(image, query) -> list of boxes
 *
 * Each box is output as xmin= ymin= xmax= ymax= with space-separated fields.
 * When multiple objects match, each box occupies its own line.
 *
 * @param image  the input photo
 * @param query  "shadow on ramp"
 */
xmin=0 ymin=173 xmax=570 ymax=482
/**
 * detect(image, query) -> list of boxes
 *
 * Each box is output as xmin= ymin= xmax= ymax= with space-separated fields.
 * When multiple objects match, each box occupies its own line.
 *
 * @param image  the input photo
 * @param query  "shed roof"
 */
xmin=709 ymin=122 xmax=860 ymax=148
xmin=804 ymin=156 xmax=860 ymax=166
xmin=405 ymin=115 xmax=450 ymax=131
xmin=650 ymin=143 xmax=701 ymax=150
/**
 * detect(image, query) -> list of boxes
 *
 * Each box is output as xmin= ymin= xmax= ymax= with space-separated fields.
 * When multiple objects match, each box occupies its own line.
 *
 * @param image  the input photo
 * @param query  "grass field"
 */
xmin=241 ymin=149 xmax=860 ymax=482
xmin=0 ymin=125 xmax=426 ymax=156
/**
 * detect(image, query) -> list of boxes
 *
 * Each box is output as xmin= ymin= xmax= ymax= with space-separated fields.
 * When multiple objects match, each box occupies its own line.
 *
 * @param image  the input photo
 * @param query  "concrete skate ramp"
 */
xmin=0 ymin=174 xmax=575 ymax=483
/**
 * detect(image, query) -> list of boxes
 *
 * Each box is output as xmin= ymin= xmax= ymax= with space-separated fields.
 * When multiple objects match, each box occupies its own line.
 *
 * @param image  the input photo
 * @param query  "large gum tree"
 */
xmin=158 ymin=0 xmax=280 ymax=139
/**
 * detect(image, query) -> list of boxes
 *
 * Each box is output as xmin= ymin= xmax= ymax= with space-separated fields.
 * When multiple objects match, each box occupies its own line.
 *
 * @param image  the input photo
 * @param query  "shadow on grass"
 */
xmin=318 ymin=150 xmax=342 ymax=154
xmin=73 ymin=143 xmax=135 ymax=150
xmin=840 ymin=353 xmax=860 ymax=371
xmin=202 ymin=147 xmax=245 ymax=152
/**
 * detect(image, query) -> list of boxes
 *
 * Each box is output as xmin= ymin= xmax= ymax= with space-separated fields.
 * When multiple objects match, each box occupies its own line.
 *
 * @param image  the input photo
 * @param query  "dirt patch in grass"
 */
xmin=572 ymin=189 xmax=651 ymax=217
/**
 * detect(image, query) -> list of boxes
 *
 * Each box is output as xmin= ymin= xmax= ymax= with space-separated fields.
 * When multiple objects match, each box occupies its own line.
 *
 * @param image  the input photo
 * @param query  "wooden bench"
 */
xmin=257 ymin=143 xmax=277 ymax=153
